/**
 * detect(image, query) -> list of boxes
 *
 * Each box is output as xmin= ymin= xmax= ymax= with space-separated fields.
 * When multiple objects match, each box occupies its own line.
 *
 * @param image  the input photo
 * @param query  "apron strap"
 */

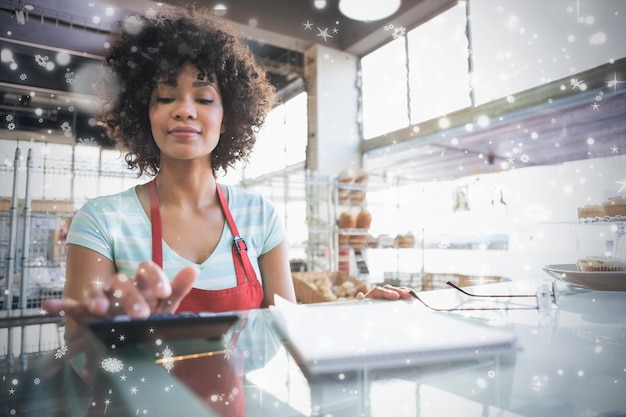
xmin=150 ymin=178 xmax=163 ymax=268
xmin=150 ymin=178 xmax=258 ymax=285
xmin=216 ymin=184 xmax=258 ymax=286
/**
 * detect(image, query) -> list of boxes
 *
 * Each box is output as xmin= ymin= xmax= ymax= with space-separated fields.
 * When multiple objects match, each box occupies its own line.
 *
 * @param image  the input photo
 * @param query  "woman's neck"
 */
xmin=155 ymin=166 xmax=218 ymax=209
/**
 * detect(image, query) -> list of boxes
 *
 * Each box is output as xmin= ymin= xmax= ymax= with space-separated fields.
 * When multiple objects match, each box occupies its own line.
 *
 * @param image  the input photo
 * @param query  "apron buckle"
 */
xmin=234 ymin=236 xmax=247 ymax=253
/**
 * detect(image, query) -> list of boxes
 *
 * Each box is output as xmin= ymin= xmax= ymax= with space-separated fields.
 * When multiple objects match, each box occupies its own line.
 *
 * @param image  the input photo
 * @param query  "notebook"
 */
xmin=269 ymin=295 xmax=518 ymax=376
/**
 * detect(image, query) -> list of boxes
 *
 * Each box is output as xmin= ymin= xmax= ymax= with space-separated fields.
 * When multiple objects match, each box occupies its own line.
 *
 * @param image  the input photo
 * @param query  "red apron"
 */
xmin=149 ymin=178 xmax=262 ymax=417
xmin=149 ymin=178 xmax=264 ymax=313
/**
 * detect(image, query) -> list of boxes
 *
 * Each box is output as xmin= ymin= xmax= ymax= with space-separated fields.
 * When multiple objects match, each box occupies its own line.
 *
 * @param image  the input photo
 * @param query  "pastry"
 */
xmin=338 ymin=211 xmax=357 ymax=228
xmin=338 ymin=211 xmax=356 ymax=247
xmin=576 ymin=255 xmax=626 ymax=272
xmin=349 ymin=170 xmax=369 ymax=205
xmin=349 ymin=234 xmax=367 ymax=249
xmin=394 ymin=232 xmax=416 ymax=248
xmin=577 ymin=204 xmax=604 ymax=219
xmin=602 ymin=196 xmax=626 ymax=217
xmin=337 ymin=169 xmax=355 ymax=204
xmin=356 ymin=208 xmax=372 ymax=229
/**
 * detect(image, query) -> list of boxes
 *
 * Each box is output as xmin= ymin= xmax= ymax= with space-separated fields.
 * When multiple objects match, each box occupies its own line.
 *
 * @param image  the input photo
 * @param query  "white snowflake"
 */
xmin=7 ymin=123 xmax=15 ymax=130
xmin=161 ymin=346 xmax=174 ymax=372
xmin=570 ymin=78 xmax=584 ymax=90
xmin=224 ymin=347 xmax=234 ymax=360
xmin=54 ymin=345 xmax=68 ymax=359
xmin=101 ymin=357 xmax=125 ymax=373
xmin=5 ymin=114 xmax=13 ymax=122
xmin=35 ymin=54 xmax=49 ymax=67
xmin=520 ymin=154 xmax=530 ymax=163
xmin=65 ymin=70 xmax=75 ymax=84
xmin=393 ymin=27 xmax=406 ymax=39
xmin=60 ymin=121 xmax=71 ymax=132
xmin=19 ymin=73 xmax=27 ymax=81
xmin=33 ymin=378 xmax=41 ymax=385
xmin=145 ymin=8 xmax=157 ymax=19
xmin=77 ymin=137 xmax=97 ymax=146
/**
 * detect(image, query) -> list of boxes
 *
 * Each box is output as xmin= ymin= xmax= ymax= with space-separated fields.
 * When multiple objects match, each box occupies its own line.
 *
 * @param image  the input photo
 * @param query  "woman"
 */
xmin=42 ymin=7 xmax=409 ymax=325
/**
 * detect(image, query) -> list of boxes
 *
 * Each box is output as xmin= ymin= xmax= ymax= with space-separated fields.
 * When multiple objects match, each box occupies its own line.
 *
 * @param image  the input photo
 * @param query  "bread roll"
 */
xmin=356 ymin=209 xmax=372 ymax=229
xmin=349 ymin=170 xmax=369 ymax=205
xmin=338 ymin=211 xmax=357 ymax=228
xmin=338 ymin=211 xmax=356 ymax=247
xmin=337 ymin=169 xmax=355 ymax=204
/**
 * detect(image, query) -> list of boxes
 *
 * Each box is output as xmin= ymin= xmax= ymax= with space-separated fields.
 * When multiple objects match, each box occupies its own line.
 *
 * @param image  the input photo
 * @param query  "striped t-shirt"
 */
xmin=66 ymin=184 xmax=285 ymax=290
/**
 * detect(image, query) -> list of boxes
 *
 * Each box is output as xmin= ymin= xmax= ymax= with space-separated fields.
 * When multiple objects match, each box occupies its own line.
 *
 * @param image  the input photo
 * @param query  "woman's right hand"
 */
xmin=42 ymin=261 xmax=198 ymax=323
xmin=41 ymin=258 xmax=198 ymax=385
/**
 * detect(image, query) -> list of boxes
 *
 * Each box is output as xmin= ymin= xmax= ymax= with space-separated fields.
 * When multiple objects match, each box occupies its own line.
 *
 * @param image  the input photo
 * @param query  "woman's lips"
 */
xmin=169 ymin=127 xmax=199 ymax=138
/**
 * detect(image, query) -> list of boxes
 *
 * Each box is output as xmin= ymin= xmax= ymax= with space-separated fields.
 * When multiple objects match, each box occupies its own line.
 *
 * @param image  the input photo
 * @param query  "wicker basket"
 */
xmin=292 ymin=271 xmax=370 ymax=304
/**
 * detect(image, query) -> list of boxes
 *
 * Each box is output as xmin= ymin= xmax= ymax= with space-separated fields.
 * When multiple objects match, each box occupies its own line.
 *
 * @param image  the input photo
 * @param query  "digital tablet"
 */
xmin=89 ymin=312 xmax=240 ymax=349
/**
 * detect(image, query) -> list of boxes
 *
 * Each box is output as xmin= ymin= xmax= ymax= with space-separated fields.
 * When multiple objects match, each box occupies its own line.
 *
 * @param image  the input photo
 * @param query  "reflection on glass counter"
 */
xmin=1 ymin=279 xmax=625 ymax=417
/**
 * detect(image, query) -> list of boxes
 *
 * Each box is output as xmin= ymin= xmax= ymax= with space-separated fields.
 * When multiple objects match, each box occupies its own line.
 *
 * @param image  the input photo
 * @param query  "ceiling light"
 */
xmin=338 ymin=0 xmax=401 ymax=22
xmin=214 ymin=4 xmax=227 ymax=16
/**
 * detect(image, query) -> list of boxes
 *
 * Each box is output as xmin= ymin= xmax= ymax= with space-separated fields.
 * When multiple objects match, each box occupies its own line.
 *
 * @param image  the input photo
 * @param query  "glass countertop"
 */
xmin=1 ymin=278 xmax=625 ymax=417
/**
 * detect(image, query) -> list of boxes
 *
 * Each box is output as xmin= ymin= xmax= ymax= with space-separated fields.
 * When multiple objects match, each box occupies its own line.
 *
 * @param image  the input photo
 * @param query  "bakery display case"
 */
xmin=540 ymin=194 xmax=626 ymax=291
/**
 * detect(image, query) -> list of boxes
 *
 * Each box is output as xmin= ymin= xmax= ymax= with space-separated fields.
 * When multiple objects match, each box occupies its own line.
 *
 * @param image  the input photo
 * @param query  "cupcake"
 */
xmin=602 ymin=196 xmax=626 ymax=217
xmin=576 ymin=255 xmax=626 ymax=272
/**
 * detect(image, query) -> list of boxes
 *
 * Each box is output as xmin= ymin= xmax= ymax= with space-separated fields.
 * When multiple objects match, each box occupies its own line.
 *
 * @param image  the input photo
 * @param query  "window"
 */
xmin=470 ymin=0 xmax=626 ymax=104
xmin=361 ymin=37 xmax=409 ymax=139
xmin=361 ymin=0 xmax=626 ymax=138
xmin=222 ymin=91 xmax=308 ymax=183
xmin=407 ymin=2 xmax=471 ymax=124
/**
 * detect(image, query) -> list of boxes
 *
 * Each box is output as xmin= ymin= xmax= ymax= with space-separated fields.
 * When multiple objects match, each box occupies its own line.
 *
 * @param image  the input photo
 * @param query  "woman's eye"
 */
xmin=197 ymin=98 xmax=214 ymax=104
xmin=156 ymin=97 xmax=174 ymax=104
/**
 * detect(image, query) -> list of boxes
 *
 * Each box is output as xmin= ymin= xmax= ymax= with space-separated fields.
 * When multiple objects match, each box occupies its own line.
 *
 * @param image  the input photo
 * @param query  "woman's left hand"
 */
xmin=356 ymin=284 xmax=415 ymax=301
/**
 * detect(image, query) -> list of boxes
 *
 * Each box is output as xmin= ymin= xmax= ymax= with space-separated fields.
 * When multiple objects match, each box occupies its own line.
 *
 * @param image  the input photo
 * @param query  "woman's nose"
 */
xmin=173 ymin=98 xmax=197 ymax=119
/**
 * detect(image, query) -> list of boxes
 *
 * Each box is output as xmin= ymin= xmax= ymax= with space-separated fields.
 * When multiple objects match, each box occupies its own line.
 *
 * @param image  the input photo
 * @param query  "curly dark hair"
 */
xmin=95 ymin=6 xmax=276 ymax=177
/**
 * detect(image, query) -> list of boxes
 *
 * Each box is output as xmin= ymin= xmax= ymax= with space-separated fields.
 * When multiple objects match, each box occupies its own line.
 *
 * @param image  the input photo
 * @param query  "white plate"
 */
xmin=542 ymin=264 xmax=626 ymax=291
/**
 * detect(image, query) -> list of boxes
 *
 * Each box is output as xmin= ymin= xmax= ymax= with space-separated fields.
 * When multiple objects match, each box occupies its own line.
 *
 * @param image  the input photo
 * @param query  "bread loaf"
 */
xmin=356 ymin=209 xmax=372 ymax=229
xmin=338 ymin=211 xmax=356 ymax=247
xmin=338 ymin=211 xmax=357 ymax=228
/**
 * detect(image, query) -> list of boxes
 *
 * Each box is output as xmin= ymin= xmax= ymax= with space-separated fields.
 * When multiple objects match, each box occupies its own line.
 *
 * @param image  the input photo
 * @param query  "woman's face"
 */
xmin=148 ymin=62 xmax=225 ymax=165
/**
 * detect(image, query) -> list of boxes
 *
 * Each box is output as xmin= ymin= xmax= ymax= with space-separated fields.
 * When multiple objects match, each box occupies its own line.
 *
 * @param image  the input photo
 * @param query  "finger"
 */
xmin=42 ymin=298 xmax=99 ymax=325
xmin=365 ymin=285 xmax=401 ymax=300
xmin=133 ymin=261 xmax=172 ymax=310
xmin=134 ymin=261 xmax=172 ymax=297
xmin=394 ymin=286 xmax=419 ymax=299
xmin=98 ymin=273 xmax=151 ymax=318
xmin=158 ymin=266 xmax=198 ymax=312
